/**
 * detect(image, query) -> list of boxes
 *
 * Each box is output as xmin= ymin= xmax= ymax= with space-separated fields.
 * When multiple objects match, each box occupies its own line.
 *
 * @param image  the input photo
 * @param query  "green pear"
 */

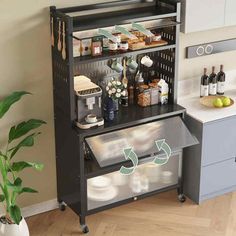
xmin=213 ymin=98 xmax=223 ymax=108
xmin=222 ymin=97 xmax=231 ymax=107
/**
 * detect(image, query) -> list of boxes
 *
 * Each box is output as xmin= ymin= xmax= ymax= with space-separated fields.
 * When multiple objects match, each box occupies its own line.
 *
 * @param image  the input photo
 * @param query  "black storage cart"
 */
xmin=50 ymin=0 xmax=198 ymax=233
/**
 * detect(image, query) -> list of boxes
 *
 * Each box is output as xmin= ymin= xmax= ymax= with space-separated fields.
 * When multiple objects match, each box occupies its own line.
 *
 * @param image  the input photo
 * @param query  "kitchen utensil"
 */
xmin=141 ymin=55 xmax=153 ymax=67
xmin=111 ymin=60 xmax=123 ymax=73
xmin=161 ymin=171 xmax=173 ymax=184
xmin=89 ymin=176 xmax=111 ymax=189
xmin=62 ymin=22 xmax=66 ymax=60
xmin=57 ymin=21 xmax=62 ymax=51
xmin=144 ymin=163 xmax=161 ymax=183
xmin=51 ymin=17 xmax=54 ymax=47
xmin=200 ymin=96 xmax=234 ymax=108
xmin=122 ymin=58 xmax=128 ymax=85
xmin=87 ymin=186 xmax=118 ymax=202
xmin=111 ymin=172 xmax=128 ymax=186
xmin=126 ymin=57 xmax=138 ymax=70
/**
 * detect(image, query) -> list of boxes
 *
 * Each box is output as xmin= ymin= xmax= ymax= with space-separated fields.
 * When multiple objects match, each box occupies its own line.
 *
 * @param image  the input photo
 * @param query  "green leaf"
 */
xmin=0 ymin=91 xmax=30 ymax=119
xmin=11 ymin=161 xmax=44 ymax=172
xmin=0 ymin=194 xmax=5 ymax=202
xmin=9 ymin=119 xmax=46 ymax=143
xmin=9 ymin=133 xmax=41 ymax=159
xmin=6 ymin=178 xmax=22 ymax=192
xmin=20 ymin=187 xmax=38 ymax=194
xmin=9 ymin=205 xmax=22 ymax=225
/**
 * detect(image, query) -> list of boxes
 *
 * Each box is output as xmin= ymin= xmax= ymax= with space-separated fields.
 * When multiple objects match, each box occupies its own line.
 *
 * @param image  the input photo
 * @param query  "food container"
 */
xmin=102 ymin=37 xmax=109 ymax=50
xmin=109 ymin=41 xmax=118 ymax=51
xmin=138 ymin=85 xmax=151 ymax=107
xmin=158 ymin=79 xmax=169 ymax=105
xmin=91 ymin=41 xmax=102 ymax=56
xmin=152 ymin=34 xmax=162 ymax=41
xmin=81 ymin=38 xmax=92 ymax=56
xmin=119 ymin=40 xmax=129 ymax=51
xmin=149 ymin=83 xmax=159 ymax=105
xmin=73 ymin=38 xmax=81 ymax=57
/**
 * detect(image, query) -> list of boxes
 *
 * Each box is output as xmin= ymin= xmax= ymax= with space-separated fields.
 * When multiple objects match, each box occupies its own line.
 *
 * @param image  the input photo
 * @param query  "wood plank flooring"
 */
xmin=26 ymin=190 xmax=236 ymax=236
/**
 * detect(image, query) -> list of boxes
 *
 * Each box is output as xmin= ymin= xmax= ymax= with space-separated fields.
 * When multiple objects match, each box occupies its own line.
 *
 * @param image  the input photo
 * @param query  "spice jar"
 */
xmin=119 ymin=41 xmax=129 ymax=51
xmin=109 ymin=40 xmax=118 ymax=52
xmin=91 ymin=41 xmax=102 ymax=56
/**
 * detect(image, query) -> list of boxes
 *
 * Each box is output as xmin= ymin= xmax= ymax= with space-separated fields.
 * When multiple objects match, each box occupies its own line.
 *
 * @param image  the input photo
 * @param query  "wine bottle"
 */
xmin=217 ymin=65 xmax=225 ymax=95
xmin=209 ymin=66 xmax=217 ymax=96
xmin=200 ymin=68 xmax=209 ymax=97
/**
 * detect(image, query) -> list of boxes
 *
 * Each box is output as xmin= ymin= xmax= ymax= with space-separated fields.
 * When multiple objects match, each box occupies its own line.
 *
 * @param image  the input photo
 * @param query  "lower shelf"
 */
xmin=87 ymin=154 xmax=180 ymax=211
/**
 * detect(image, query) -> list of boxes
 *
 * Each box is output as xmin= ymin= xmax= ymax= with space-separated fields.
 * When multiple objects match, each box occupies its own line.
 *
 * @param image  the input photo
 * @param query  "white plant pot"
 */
xmin=0 ymin=217 xmax=29 ymax=236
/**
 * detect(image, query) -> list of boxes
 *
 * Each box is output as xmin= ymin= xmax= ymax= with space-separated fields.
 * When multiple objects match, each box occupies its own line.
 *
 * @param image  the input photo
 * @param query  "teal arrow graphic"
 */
xmin=154 ymin=139 xmax=172 ymax=165
xmin=119 ymin=147 xmax=138 ymax=175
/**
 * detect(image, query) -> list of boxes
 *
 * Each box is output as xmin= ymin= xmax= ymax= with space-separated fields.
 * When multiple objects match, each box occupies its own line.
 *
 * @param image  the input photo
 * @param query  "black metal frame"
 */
xmin=51 ymin=0 xmax=183 ymax=234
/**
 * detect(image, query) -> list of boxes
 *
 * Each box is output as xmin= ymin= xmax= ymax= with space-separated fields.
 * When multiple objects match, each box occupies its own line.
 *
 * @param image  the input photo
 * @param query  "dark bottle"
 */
xmin=128 ymin=83 xmax=134 ymax=104
xmin=121 ymin=84 xmax=128 ymax=107
xmin=217 ymin=65 xmax=225 ymax=95
xmin=209 ymin=66 xmax=217 ymax=96
xmin=200 ymin=68 xmax=209 ymax=97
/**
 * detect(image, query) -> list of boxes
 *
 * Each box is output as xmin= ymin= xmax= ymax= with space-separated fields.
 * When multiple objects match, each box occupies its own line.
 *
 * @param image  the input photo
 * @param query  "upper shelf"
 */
xmin=71 ymin=6 xmax=177 ymax=31
xmin=55 ymin=0 xmax=179 ymax=32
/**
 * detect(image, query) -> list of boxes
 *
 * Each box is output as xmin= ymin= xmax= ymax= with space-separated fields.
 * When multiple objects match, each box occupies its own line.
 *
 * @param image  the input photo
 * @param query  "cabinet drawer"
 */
xmin=202 ymin=117 xmax=236 ymax=166
xmin=200 ymin=157 xmax=236 ymax=196
xmin=87 ymin=154 xmax=180 ymax=211
xmin=85 ymin=116 xmax=197 ymax=168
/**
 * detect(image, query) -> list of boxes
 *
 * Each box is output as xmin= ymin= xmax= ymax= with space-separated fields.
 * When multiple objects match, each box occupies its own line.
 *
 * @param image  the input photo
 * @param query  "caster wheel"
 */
xmin=81 ymin=225 xmax=89 ymax=234
xmin=178 ymin=194 xmax=186 ymax=203
xmin=58 ymin=202 xmax=66 ymax=211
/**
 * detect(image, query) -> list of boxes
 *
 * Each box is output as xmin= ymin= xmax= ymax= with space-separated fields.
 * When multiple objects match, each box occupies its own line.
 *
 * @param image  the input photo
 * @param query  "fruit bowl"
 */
xmin=200 ymin=96 xmax=234 ymax=108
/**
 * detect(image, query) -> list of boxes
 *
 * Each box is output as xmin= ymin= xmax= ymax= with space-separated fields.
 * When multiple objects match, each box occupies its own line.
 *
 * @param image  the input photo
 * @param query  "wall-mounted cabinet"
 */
xmin=225 ymin=0 xmax=236 ymax=26
xmin=181 ymin=0 xmax=236 ymax=33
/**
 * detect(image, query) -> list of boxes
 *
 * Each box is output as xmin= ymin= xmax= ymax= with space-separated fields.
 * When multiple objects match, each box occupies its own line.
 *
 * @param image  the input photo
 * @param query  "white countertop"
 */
xmin=178 ymin=71 xmax=236 ymax=123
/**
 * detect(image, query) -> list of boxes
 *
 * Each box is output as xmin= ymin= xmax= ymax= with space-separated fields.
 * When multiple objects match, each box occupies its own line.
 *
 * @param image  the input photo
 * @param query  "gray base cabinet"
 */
xmin=183 ymin=115 xmax=236 ymax=204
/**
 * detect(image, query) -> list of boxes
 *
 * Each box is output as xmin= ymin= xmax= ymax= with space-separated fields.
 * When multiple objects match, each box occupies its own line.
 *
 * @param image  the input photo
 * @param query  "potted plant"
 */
xmin=105 ymin=78 xmax=125 ymax=111
xmin=0 ymin=91 xmax=45 ymax=236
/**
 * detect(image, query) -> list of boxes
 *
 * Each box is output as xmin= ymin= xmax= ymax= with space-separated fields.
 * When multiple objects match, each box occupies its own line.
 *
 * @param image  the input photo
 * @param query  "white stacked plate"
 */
xmin=87 ymin=176 xmax=118 ymax=202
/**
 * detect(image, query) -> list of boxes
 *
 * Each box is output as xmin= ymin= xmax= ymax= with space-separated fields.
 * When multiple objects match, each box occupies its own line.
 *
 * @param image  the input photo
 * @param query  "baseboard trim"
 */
xmin=22 ymin=199 xmax=59 ymax=218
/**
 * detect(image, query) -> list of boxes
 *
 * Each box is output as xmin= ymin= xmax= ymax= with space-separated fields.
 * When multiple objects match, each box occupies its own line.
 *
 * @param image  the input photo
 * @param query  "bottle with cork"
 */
xmin=200 ymin=68 xmax=209 ymax=97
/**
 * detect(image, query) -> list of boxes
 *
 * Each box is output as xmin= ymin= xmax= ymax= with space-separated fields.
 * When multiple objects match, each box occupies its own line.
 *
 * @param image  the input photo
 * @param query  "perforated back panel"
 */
xmin=73 ymin=27 xmax=176 ymax=103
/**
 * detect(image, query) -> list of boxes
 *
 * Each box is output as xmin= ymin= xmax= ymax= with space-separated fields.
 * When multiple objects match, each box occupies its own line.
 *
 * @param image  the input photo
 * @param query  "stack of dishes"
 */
xmin=87 ymin=176 xmax=118 ymax=202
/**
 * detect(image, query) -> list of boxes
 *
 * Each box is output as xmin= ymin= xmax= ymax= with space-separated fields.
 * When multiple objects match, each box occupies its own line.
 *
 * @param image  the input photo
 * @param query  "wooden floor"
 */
xmin=26 ymin=190 xmax=236 ymax=236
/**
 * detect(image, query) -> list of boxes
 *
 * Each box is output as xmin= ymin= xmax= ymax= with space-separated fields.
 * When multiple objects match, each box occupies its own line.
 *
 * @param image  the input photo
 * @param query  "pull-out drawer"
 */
xmin=200 ymin=157 xmax=236 ymax=197
xmin=85 ymin=116 xmax=198 ymax=168
xmin=87 ymin=153 xmax=181 ymax=211
xmin=202 ymin=116 xmax=236 ymax=166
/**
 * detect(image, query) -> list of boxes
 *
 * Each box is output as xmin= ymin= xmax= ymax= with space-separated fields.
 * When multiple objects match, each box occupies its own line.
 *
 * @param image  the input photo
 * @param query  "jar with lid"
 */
xmin=138 ymin=85 xmax=151 ymax=107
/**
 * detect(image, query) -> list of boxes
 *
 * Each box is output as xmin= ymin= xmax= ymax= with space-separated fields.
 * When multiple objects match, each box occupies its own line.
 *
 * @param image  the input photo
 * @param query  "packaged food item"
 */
xmin=119 ymin=41 xmax=129 ymax=51
xmin=138 ymin=86 xmax=151 ymax=107
xmin=81 ymin=38 xmax=92 ymax=56
xmin=102 ymin=37 xmax=109 ymax=51
xmin=91 ymin=41 xmax=102 ymax=56
xmin=152 ymin=34 xmax=162 ymax=42
xmin=109 ymin=41 xmax=118 ymax=51
xmin=158 ymin=79 xmax=169 ymax=105
xmin=149 ymin=83 xmax=159 ymax=105
xmin=73 ymin=38 xmax=81 ymax=57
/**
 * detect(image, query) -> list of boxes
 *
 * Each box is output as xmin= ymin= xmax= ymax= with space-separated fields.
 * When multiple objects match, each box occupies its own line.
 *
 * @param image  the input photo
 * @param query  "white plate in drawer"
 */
xmin=87 ymin=186 xmax=118 ymax=202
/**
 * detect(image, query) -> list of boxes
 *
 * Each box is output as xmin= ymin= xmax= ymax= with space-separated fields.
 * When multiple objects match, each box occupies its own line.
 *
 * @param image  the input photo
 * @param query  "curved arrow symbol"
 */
xmin=119 ymin=147 xmax=138 ymax=175
xmin=154 ymin=139 xmax=171 ymax=165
